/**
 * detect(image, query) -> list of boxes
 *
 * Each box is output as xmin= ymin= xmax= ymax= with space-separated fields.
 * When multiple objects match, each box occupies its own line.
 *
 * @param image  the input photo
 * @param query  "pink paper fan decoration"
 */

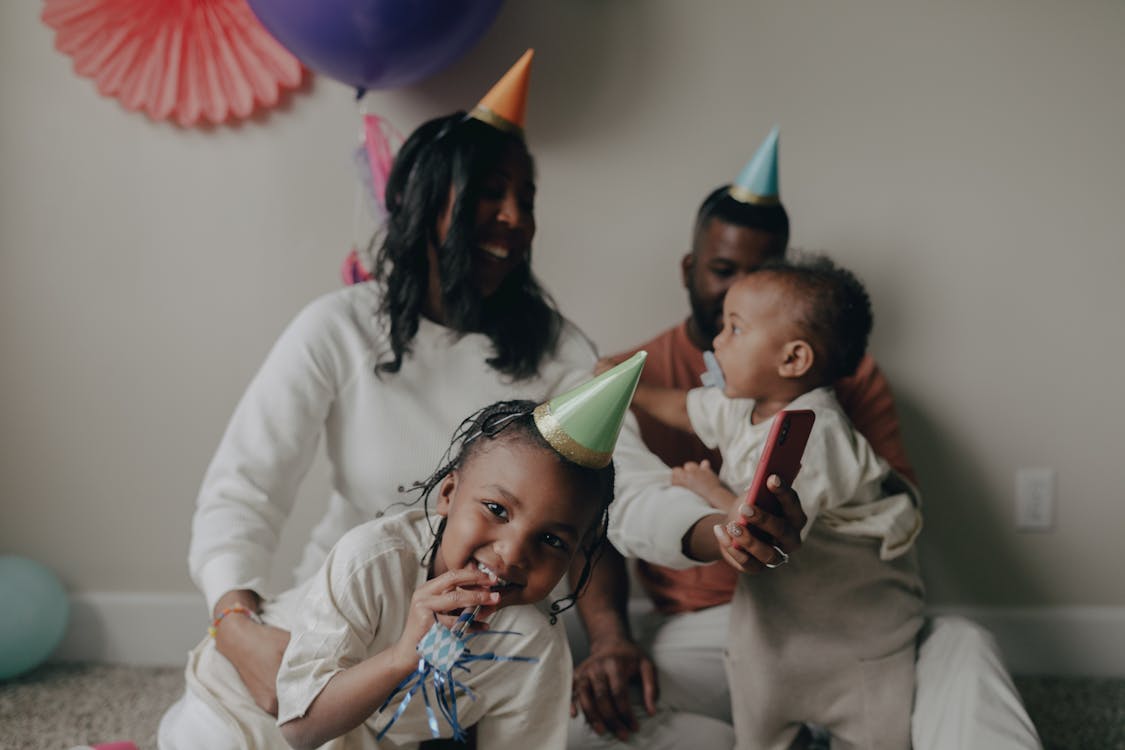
xmin=42 ymin=0 xmax=304 ymax=127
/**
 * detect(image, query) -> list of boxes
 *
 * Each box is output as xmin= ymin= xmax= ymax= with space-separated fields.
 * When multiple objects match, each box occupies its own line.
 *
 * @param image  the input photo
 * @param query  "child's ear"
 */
xmin=435 ymin=472 xmax=458 ymax=517
xmin=779 ymin=339 xmax=814 ymax=379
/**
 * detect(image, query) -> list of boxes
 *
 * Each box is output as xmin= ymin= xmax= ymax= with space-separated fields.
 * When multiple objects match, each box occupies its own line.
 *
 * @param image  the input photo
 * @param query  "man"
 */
xmin=568 ymin=130 xmax=1041 ymax=749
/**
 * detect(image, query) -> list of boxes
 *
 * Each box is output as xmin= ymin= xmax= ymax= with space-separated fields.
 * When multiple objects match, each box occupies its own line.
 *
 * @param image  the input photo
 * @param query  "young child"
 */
xmin=159 ymin=354 xmax=646 ymax=750
xmin=622 ymin=256 xmax=924 ymax=750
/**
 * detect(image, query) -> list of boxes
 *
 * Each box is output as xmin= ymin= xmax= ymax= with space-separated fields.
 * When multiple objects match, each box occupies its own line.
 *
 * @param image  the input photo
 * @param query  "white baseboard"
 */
xmin=52 ymin=593 xmax=1125 ymax=677
xmin=53 ymin=592 xmax=207 ymax=666
xmin=927 ymin=605 xmax=1125 ymax=678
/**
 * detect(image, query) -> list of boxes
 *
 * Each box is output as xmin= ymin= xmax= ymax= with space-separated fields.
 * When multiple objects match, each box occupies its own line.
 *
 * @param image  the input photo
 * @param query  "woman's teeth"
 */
xmin=480 ymin=244 xmax=510 ymax=260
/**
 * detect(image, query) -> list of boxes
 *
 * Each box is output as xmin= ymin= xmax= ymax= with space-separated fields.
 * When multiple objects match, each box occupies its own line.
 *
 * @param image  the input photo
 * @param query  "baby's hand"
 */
xmin=593 ymin=357 xmax=618 ymax=376
xmin=671 ymin=461 xmax=727 ymax=507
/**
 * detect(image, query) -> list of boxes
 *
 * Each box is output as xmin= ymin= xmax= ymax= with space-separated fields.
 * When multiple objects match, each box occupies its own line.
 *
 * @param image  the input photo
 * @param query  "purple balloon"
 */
xmin=247 ymin=0 xmax=505 ymax=91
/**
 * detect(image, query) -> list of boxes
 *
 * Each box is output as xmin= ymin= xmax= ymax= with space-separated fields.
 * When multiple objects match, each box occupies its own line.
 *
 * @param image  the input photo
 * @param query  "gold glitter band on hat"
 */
xmin=532 ymin=402 xmax=612 ymax=469
xmin=727 ymin=185 xmax=782 ymax=206
xmin=468 ymin=106 xmax=525 ymax=139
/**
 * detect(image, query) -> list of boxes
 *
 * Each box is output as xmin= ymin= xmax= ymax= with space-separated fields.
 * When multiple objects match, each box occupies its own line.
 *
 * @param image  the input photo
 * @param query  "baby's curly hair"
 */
xmin=408 ymin=399 xmax=615 ymax=622
xmin=756 ymin=254 xmax=874 ymax=384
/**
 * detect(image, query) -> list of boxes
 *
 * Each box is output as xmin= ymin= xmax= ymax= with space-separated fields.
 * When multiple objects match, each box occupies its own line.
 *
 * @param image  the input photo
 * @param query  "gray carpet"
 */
xmin=1 ymin=663 xmax=1122 ymax=749
xmin=0 ymin=664 xmax=181 ymax=750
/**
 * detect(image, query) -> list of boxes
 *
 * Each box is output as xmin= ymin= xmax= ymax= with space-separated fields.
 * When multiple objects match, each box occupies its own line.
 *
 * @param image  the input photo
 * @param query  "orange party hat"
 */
xmin=469 ymin=49 xmax=533 ymax=138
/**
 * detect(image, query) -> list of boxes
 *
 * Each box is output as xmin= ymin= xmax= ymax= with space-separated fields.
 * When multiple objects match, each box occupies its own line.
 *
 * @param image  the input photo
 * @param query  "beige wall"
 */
xmin=2 ymin=0 xmax=1122 ymax=608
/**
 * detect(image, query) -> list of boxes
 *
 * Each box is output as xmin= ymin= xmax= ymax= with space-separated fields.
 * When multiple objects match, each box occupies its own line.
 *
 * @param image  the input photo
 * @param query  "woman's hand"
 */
xmin=211 ymin=591 xmax=291 ymax=717
xmin=389 ymin=567 xmax=500 ymax=670
xmin=710 ymin=475 xmax=807 ymax=573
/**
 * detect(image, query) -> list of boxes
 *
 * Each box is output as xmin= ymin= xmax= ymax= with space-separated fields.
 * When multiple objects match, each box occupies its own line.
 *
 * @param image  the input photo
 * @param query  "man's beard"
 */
xmin=688 ymin=292 xmax=722 ymax=345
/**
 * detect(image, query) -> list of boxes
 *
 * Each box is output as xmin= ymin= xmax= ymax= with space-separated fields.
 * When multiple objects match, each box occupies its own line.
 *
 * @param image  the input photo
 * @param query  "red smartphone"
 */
xmin=741 ymin=409 xmax=815 ymax=540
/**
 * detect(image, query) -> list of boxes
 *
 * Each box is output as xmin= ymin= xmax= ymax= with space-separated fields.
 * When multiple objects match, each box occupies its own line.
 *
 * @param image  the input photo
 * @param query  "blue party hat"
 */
xmin=729 ymin=127 xmax=780 ymax=205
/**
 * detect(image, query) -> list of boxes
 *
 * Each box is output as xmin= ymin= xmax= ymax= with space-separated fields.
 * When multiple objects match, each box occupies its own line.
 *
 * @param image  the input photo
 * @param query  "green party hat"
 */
xmin=729 ymin=126 xmax=780 ymax=205
xmin=533 ymin=351 xmax=647 ymax=468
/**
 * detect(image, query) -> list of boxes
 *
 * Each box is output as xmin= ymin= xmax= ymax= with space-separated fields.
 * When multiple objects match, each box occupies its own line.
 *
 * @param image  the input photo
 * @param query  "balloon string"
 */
xmin=345 ymin=98 xmax=404 ymax=285
xmin=349 ymin=105 xmax=368 ymax=270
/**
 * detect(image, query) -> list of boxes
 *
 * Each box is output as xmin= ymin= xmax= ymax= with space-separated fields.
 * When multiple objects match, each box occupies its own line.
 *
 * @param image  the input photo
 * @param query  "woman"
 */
xmin=170 ymin=51 xmax=806 ymax=736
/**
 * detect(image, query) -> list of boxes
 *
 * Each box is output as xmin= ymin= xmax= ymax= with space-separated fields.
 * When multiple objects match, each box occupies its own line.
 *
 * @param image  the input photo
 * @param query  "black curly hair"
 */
xmin=372 ymin=113 xmax=561 ymax=380
xmin=755 ymin=254 xmax=874 ymax=383
xmin=407 ymin=399 xmax=615 ymax=622
xmin=692 ymin=185 xmax=790 ymax=255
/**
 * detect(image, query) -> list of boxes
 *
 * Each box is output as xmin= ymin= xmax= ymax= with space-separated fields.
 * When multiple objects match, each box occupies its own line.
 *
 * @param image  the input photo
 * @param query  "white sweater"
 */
xmin=189 ymin=283 xmax=710 ymax=611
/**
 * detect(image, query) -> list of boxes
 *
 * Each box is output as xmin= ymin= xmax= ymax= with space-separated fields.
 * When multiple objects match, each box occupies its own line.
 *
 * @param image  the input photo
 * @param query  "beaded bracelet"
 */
xmin=208 ymin=605 xmax=263 ymax=638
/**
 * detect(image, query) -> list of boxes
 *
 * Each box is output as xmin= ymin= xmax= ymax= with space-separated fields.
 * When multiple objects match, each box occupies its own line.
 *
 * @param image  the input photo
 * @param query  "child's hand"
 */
xmin=670 ymin=460 xmax=727 ymax=508
xmin=390 ymin=567 xmax=500 ymax=670
xmin=672 ymin=460 xmax=739 ymax=512
xmin=593 ymin=357 xmax=617 ymax=376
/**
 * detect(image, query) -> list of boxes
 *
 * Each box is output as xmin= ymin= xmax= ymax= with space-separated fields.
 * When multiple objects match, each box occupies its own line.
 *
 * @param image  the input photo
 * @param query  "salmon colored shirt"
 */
xmin=611 ymin=321 xmax=915 ymax=614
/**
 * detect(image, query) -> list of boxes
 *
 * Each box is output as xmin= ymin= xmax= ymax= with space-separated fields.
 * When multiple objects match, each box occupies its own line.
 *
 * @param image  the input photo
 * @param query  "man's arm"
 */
xmin=569 ymin=546 xmax=658 ymax=741
xmin=630 ymin=383 xmax=694 ymax=433
xmin=835 ymin=354 xmax=916 ymax=481
xmin=594 ymin=357 xmax=694 ymax=434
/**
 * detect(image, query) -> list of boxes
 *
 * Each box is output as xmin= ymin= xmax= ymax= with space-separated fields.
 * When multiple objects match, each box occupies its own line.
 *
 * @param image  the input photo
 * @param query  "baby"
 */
xmin=625 ymin=256 xmax=924 ymax=750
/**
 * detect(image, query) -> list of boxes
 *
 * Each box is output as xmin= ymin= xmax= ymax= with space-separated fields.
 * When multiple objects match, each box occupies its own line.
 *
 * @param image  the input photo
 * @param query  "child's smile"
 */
xmin=474 ymin=559 xmax=520 ymax=591
xmin=433 ymin=438 xmax=600 ymax=609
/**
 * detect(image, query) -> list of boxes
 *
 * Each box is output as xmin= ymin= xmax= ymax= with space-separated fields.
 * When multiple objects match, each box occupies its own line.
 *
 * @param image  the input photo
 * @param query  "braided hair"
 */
xmin=408 ymin=399 xmax=615 ymax=622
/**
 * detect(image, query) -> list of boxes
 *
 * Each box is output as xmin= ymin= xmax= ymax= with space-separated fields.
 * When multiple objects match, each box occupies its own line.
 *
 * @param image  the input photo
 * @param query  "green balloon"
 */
xmin=0 ymin=556 xmax=70 ymax=680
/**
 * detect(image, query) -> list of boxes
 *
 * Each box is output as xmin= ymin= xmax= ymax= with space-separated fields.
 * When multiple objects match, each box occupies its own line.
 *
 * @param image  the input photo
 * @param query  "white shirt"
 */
xmin=686 ymin=386 xmax=922 ymax=559
xmin=190 ymin=283 xmax=711 ymax=613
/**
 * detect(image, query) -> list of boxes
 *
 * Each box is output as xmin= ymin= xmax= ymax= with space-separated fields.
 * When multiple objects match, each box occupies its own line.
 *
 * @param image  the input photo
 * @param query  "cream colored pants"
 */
xmin=566 ymin=593 xmax=1041 ymax=750
xmin=724 ymin=527 xmax=924 ymax=750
